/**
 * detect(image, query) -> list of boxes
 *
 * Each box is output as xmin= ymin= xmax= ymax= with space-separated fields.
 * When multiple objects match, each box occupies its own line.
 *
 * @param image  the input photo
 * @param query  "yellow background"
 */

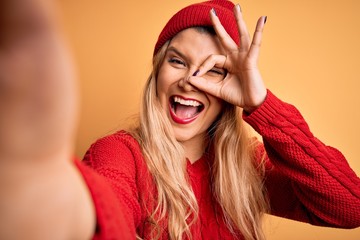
xmin=59 ymin=0 xmax=360 ymax=239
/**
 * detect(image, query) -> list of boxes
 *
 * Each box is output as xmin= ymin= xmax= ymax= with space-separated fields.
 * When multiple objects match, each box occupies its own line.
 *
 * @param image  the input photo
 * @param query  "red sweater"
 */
xmin=80 ymin=90 xmax=360 ymax=239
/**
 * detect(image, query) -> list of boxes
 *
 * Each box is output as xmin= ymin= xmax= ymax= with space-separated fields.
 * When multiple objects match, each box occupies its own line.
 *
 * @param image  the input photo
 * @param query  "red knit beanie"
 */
xmin=153 ymin=0 xmax=239 ymax=56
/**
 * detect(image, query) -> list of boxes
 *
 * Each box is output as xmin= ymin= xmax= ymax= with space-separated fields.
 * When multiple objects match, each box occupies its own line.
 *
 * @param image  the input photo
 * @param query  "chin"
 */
xmin=173 ymin=132 xmax=191 ymax=143
xmin=171 ymin=127 xmax=189 ymax=141
xmin=173 ymin=127 xmax=204 ymax=144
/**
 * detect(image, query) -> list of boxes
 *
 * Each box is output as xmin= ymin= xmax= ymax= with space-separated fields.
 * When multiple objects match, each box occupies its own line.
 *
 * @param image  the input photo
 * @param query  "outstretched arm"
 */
xmin=0 ymin=0 xmax=95 ymax=239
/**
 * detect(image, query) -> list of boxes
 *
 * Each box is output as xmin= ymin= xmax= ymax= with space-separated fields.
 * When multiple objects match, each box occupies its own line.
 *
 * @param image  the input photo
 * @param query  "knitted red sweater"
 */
xmin=81 ymin=90 xmax=360 ymax=239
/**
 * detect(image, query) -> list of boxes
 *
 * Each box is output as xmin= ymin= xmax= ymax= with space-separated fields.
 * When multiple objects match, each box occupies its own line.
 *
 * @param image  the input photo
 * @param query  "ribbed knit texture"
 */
xmin=75 ymin=161 xmax=135 ymax=240
xmin=154 ymin=0 xmax=239 ymax=55
xmin=81 ymin=90 xmax=360 ymax=239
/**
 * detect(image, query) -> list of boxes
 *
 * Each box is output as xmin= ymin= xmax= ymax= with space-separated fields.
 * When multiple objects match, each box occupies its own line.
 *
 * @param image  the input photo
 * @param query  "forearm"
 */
xmin=0 ymin=157 xmax=95 ymax=240
xmin=245 ymin=90 xmax=360 ymax=228
xmin=0 ymin=0 xmax=77 ymax=163
xmin=0 ymin=0 xmax=93 ymax=238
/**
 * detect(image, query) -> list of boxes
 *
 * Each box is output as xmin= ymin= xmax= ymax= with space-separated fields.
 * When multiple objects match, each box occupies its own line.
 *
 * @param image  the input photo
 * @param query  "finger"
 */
xmin=248 ymin=16 xmax=267 ymax=62
xmin=193 ymin=54 xmax=227 ymax=77
xmin=179 ymin=78 xmax=195 ymax=92
xmin=209 ymin=8 xmax=238 ymax=51
xmin=233 ymin=4 xmax=251 ymax=51
xmin=0 ymin=0 xmax=77 ymax=159
xmin=187 ymin=76 xmax=221 ymax=98
xmin=0 ymin=0 xmax=58 ymax=47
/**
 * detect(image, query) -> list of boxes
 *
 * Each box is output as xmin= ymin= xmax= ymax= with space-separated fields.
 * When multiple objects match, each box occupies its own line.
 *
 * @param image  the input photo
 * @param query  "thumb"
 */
xmin=187 ymin=76 xmax=221 ymax=98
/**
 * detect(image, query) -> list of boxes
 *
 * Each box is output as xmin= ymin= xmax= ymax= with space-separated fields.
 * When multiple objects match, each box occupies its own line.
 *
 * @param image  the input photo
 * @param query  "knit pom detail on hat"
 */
xmin=153 ymin=0 xmax=239 ymax=55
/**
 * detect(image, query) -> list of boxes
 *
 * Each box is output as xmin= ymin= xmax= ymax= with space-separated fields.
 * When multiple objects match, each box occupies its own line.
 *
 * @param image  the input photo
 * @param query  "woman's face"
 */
xmin=156 ymin=28 xmax=225 ymax=148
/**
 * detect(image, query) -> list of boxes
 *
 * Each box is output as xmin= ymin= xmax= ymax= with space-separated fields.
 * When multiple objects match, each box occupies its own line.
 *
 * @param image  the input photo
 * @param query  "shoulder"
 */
xmin=89 ymin=130 xmax=141 ymax=155
xmin=82 ymin=130 xmax=146 ymax=176
xmin=84 ymin=130 xmax=142 ymax=163
xmin=81 ymin=131 xmax=153 ymax=231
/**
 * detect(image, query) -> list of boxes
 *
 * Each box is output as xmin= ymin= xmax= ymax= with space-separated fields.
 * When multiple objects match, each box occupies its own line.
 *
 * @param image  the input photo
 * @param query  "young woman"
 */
xmin=82 ymin=0 xmax=360 ymax=239
xmin=1 ymin=0 xmax=359 ymax=240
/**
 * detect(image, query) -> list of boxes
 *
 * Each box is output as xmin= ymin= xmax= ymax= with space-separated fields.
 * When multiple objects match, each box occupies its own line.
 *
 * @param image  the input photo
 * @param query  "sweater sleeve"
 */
xmin=243 ymin=90 xmax=360 ymax=228
xmin=74 ymin=160 xmax=134 ymax=240
xmin=82 ymin=131 xmax=147 ymax=236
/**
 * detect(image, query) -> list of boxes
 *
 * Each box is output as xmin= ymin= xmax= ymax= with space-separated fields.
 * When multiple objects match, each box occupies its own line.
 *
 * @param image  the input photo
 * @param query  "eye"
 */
xmin=168 ymin=57 xmax=186 ymax=67
xmin=207 ymin=68 xmax=226 ymax=77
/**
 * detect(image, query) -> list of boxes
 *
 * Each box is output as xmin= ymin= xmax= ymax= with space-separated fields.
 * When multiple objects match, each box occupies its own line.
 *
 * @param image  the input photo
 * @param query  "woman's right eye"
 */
xmin=168 ymin=58 xmax=185 ymax=66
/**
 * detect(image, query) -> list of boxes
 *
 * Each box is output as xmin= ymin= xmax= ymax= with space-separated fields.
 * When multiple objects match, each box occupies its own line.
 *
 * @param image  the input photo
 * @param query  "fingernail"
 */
xmin=264 ymin=16 xmax=267 ymax=24
xmin=193 ymin=70 xmax=200 ymax=76
xmin=236 ymin=4 xmax=242 ymax=12
xmin=211 ymin=8 xmax=217 ymax=16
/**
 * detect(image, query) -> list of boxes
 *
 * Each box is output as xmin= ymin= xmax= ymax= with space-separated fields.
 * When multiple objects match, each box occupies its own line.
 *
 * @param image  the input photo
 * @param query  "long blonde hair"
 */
xmin=131 ymin=28 xmax=268 ymax=240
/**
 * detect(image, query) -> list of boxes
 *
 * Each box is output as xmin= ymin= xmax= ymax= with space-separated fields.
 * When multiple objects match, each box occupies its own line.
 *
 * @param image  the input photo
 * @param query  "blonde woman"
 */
xmin=83 ymin=0 xmax=360 ymax=239
xmin=1 ymin=0 xmax=359 ymax=240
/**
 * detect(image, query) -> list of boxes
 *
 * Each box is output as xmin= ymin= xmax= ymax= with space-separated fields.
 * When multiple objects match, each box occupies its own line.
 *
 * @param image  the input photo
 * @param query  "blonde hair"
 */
xmin=131 ymin=30 xmax=268 ymax=240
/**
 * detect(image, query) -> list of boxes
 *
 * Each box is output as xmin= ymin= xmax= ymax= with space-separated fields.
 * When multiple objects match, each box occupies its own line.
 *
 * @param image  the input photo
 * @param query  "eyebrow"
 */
xmin=166 ymin=46 xmax=187 ymax=60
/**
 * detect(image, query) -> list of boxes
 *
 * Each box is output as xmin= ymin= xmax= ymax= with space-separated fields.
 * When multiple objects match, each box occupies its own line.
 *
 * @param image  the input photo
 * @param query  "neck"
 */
xmin=181 ymin=135 xmax=208 ymax=163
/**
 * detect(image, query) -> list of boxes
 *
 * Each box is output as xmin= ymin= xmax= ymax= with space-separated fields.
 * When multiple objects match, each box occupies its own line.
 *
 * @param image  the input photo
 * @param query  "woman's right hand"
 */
xmin=0 ymin=0 xmax=78 ymax=160
xmin=0 ymin=1 xmax=95 ymax=239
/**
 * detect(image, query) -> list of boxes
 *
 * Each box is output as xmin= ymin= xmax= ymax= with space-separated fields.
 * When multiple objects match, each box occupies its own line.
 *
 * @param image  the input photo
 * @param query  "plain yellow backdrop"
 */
xmin=59 ymin=0 xmax=360 ymax=239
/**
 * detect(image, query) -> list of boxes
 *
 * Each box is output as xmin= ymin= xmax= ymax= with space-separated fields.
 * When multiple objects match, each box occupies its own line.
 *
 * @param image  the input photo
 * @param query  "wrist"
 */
xmin=243 ymin=89 xmax=267 ymax=114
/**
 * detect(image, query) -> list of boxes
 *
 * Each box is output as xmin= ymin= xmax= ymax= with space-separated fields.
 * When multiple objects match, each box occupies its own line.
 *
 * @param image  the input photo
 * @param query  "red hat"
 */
xmin=154 ymin=0 xmax=239 ymax=56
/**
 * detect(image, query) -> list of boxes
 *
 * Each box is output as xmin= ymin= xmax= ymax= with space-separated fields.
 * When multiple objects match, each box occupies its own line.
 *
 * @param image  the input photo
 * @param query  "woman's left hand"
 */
xmin=187 ymin=5 xmax=267 ymax=113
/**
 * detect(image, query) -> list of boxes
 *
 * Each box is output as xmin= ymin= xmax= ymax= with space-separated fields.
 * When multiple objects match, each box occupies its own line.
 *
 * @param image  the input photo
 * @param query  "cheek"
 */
xmin=156 ymin=66 xmax=178 ymax=99
xmin=156 ymin=72 xmax=170 ymax=106
xmin=204 ymin=96 xmax=224 ymax=129
xmin=210 ymin=97 xmax=224 ymax=118
xmin=156 ymin=66 xmax=168 ymax=91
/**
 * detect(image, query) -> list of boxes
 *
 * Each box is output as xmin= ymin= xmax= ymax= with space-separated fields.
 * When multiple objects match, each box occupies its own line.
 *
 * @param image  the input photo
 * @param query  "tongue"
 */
xmin=175 ymin=104 xmax=198 ymax=119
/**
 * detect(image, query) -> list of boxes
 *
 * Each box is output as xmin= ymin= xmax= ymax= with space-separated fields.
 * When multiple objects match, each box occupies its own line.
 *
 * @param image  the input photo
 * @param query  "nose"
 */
xmin=178 ymin=70 xmax=198 ymax=92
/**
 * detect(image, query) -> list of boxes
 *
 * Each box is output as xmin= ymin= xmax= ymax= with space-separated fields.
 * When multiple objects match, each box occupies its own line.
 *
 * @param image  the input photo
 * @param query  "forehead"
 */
xmin=167 ymin=28 xmax=225 ymax=60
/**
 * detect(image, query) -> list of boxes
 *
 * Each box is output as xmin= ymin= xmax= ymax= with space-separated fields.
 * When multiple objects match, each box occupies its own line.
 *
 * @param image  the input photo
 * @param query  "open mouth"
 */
xmin=169 ymin=95 xmax=204 ymax=124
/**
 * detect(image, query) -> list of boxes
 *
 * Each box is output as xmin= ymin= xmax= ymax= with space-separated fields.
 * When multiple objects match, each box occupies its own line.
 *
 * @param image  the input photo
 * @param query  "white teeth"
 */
xmin=173 ymin=96 xmax=201 ymax=107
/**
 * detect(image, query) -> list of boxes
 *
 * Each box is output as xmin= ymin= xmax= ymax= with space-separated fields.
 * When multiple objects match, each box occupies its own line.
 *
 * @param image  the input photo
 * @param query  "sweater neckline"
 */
xmin=186 ymin=154 xmax=211 ymax=177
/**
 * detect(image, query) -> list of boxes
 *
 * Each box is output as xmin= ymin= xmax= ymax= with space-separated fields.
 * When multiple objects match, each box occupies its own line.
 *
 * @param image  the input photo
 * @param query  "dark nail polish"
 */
xmin=193 ymin=70 xmax=200 ymax=76
xmin=211 ymin=8 xmax=217 ymax=16
xmin=264 ymin=16 xmax=267 ymax=24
